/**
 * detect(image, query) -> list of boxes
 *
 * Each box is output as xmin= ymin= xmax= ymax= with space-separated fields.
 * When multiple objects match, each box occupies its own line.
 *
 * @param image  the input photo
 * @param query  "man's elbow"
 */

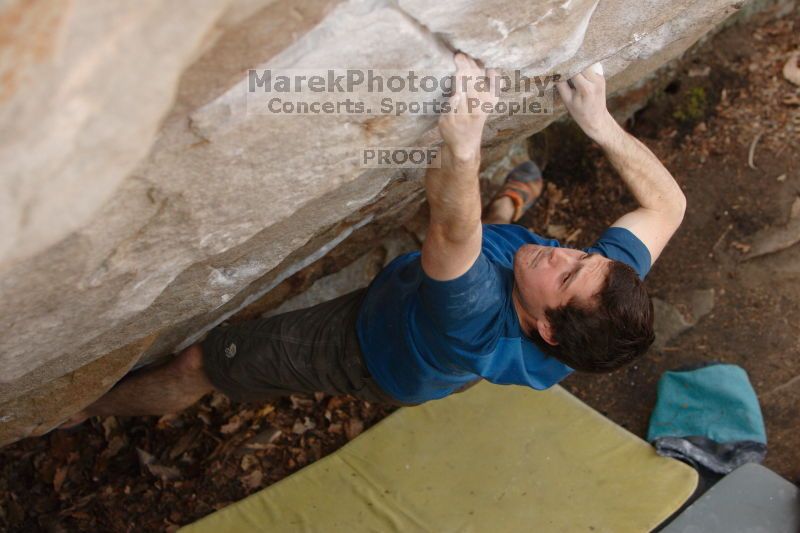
xmin=676 ymin=187 xmax=687 ymax=217
xmin=649 ymin=188 xmax=686 ymax=231
xmin=667 ymin=189 xmax=687 ymax=228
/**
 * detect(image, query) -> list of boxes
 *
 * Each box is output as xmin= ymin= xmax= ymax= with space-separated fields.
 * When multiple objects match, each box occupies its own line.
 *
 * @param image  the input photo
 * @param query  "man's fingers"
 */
xmin=570 ymin=73 xmax=592 ymax=93
xmin=452 ymin=54 xmax=467 ymax=98
xmin=450 ymin=52 xmax=497 ymax=116
xmin=455 ymin=52 xmax=481 ymax=79
xmin=456 ymin=52 xmax=487 ymax=88
xmin=453 ymin=54 xmax=469 ymax=79
xmin=582 ymin=62 xmax=605 ymax=83
xmin=582 ymin=70 xmax=602 ymax=83
xmin=446 ymin=92 xmax=461 ymax=114
xmin=556 ymin=81 xmax=573 ymax=104
xmin=456 ymin=51 xmax=478 ymax=68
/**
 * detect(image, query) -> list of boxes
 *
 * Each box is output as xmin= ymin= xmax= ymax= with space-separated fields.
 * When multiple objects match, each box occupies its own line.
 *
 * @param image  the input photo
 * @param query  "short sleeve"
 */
xmin=417 ymin=253 xmax=506 ymax=347
xmin=584 ymin=227 xmax=652 ymax=279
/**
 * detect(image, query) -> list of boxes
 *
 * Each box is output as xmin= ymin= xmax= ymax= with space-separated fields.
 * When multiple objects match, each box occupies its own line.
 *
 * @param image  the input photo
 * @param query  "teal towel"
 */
xmin=648 ymin=364 xmax=766 ymax=443
xmin=648 ymin=363 xmax=766 ymax=474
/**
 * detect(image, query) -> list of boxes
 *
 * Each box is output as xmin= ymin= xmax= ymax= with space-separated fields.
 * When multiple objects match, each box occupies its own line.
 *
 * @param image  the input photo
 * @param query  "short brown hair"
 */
xmin=542 ymin=260 xmax=654 ymax=372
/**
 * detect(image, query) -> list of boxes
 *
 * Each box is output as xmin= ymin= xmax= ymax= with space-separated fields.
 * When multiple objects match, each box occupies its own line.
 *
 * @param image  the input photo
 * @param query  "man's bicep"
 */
xmin=421 ymin=222 xmax=483 ymax=281
xmin=610 ymin=207 xmax=681 ymax=265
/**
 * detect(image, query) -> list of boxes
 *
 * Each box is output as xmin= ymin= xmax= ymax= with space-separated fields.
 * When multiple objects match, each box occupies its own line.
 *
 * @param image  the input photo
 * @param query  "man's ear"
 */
xmin=537 ymin=319 xmax=559 ymax=346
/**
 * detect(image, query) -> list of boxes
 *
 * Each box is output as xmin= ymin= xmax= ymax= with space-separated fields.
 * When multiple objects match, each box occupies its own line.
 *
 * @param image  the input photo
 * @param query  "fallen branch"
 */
xmin=747 ymin=131 xmax=763 ymax=170
xmin=710 ymin=223 xmax=733 ymax=258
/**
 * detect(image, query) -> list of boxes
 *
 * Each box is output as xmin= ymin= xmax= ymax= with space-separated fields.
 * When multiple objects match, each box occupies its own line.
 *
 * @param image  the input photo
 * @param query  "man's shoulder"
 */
xmin=583 ymin=226 xmax=652 ymax=280
xmin=483 ymin=223 xmax=560 ymax=247
xmin=481 ymin=224 xmax=560 ymax=266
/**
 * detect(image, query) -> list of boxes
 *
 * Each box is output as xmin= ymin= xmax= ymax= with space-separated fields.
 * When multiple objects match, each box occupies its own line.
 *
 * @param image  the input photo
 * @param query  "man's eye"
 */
xmin=561 ymin=273 xmax=571 ymax=286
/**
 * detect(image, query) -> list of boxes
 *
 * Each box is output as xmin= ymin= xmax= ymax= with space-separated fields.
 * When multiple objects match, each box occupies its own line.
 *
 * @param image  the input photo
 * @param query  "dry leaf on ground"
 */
xmin=783 ymin=51 xmax=800 ymax=86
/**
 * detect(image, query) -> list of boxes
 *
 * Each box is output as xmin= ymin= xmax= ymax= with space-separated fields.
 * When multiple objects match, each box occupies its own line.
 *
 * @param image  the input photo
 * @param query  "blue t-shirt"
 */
xmin=356 ymin=224 xmax=651 ymax=404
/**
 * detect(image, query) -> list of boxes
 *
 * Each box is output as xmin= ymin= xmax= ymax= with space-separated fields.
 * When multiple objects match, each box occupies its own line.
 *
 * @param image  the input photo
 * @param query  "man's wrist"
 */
xmin=586 ymin=111 xmax=623 ymax=146
xmin=443 ymin=144 xmax=481 ymax=169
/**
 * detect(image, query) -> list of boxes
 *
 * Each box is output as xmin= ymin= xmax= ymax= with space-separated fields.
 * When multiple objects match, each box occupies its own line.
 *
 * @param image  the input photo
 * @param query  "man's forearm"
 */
xmin=423 ymin=144 xmax=483 ymax=243
xmin=593 ymin=114 xmax=686 ymax=216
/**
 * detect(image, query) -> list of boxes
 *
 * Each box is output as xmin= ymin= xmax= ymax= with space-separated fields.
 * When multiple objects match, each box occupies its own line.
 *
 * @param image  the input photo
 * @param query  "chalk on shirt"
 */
xmin=591 ymin=62 xmax=604 ymax=77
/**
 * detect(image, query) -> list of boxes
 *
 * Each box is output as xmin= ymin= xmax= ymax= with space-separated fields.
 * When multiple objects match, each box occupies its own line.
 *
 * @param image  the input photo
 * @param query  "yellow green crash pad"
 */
xmin=182 ymin=382 xmax=697 ymax=532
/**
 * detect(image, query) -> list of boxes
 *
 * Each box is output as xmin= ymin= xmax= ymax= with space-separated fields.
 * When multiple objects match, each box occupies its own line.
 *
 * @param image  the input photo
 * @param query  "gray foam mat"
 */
xmin=661 ymin=462 xmax=799 ymax=533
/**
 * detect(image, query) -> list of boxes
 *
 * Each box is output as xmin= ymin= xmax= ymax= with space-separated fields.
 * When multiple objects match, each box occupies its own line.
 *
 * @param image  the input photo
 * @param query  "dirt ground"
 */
xmin=1 ymin=8 xmax=799 ymax=532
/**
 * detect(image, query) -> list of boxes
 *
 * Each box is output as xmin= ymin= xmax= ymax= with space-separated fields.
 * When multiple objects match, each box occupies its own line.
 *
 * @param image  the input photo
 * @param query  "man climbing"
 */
xmin=63 ymin=52 xmax=685 ymax=423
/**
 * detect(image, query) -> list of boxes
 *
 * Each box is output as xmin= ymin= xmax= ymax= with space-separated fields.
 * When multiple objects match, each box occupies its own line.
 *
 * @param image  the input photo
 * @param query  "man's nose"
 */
xmin=550 ymin=249 xmax=573 ymax=267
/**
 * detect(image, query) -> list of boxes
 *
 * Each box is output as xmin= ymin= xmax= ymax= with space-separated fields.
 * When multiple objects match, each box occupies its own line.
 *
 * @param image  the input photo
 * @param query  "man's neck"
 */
xmin=511 ymin=283 xmax=538 ymax=338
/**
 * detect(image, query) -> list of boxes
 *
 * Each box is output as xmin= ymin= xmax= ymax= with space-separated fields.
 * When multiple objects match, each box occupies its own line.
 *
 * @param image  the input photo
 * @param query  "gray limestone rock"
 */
xmin=652 ymin=289 xmax=716 ymax=351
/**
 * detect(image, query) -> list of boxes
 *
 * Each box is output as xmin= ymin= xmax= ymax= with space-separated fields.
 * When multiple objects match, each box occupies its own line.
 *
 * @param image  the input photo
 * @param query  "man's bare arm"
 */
xmin=557 ymin=67 xmax=686 ymax=264
xmin=597 ymin=119 xmax=686 ymax=263
xmin=421 ymin=53 xmax=497 ymax=280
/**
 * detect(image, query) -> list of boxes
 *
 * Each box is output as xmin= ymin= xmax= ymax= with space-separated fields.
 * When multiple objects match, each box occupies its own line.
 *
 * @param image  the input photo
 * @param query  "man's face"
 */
xmin=512 ymin=245 xmax=611 ymax=325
